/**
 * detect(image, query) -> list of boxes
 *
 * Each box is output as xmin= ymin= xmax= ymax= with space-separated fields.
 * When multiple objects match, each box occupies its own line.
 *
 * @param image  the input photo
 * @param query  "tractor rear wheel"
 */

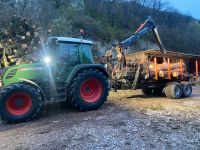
xmin=69 ymin=69 xmax=108 ymax=111
xmin=0 ymin=83 xmax=42 ymax=123
xmin=165 ymin=82 xmax=182 ymax=99
xmin=182 ymin=83 xmax=192 ymax=97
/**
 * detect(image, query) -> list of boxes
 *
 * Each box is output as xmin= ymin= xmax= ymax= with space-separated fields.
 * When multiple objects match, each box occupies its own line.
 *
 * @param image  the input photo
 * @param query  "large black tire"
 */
xmin=182 ymin=83 xmax=192 ymax=97
xmin=0 ymin=83 xmax=42 ymax=123
xmin=165 ymin=82 xmax=182 ymax=99
xmin=69 ymin=69 xmax=108 ymax=111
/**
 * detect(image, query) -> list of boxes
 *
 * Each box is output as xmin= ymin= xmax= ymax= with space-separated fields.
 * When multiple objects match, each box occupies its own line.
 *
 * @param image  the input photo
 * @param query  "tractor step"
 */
xmin=56 ymin=87 xmax=65 ymax=90
xmin=55 ymin=93 xmax=65 ymax=97
xmin=49 ymin=82 xmax=66 ymax=101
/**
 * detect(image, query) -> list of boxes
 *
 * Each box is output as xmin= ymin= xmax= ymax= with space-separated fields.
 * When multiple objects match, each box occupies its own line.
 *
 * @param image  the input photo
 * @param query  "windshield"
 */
xmin=45 ymin=41 xmax=94 ymax=65
xmin=57 ymin=42 xmax=80 ymax=64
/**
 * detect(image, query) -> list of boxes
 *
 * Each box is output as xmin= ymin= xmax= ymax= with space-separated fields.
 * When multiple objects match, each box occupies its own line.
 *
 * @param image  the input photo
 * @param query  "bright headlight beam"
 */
xmin=44 ymin=57 xmax=51 ymax=63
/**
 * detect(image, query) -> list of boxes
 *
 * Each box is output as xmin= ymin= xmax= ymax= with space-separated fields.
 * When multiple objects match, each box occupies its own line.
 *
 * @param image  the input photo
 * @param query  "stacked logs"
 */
xmin=0 ymin=16 xmax=49 ymax=69
xmin=148 ymin=61 xmax=186 ymax=78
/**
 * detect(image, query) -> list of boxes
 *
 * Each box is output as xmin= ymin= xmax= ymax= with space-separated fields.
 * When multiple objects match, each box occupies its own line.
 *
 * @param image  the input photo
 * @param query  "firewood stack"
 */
xmin=0 ymin=16 xmax=46 ymax=69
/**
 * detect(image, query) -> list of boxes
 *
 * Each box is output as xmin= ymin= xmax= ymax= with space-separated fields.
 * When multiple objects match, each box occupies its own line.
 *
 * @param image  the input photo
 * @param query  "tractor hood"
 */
xmin=1 ymin=63 xmax=48 ymax=87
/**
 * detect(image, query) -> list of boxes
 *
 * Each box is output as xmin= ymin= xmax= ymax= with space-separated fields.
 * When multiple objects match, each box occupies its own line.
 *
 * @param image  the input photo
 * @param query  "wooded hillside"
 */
xmin=0 ymin=0 xmax=200 ymax=67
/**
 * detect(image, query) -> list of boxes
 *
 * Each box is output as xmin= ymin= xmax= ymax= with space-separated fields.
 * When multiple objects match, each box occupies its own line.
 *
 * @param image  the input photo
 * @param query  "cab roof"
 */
xmin=48 ymin=37 xmax=93 ymax=45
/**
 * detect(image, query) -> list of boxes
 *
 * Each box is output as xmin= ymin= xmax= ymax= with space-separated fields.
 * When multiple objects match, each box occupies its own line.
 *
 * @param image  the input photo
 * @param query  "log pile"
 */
xmin=149 ymin=61 xmax=186 ymax=77
xmin=0 ymin=16 xmax=48 ymax=69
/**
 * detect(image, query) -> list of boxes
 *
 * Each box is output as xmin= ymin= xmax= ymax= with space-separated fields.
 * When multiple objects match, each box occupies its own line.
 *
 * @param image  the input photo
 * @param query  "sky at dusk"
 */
xmin=167 ymin=0 xmax=200 ymax=19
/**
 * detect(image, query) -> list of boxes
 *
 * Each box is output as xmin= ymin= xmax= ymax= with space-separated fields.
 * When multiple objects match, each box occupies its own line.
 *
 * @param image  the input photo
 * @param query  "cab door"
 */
xmin=55 ymin=42 xmax=80 ymax=81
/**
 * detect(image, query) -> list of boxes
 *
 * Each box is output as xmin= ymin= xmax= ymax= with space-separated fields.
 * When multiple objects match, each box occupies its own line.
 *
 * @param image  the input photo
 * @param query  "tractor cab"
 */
xmin=44 ymin=37 xmax=94 ymax=81
xmin=45 ymin=37 xmax=94 ymax=65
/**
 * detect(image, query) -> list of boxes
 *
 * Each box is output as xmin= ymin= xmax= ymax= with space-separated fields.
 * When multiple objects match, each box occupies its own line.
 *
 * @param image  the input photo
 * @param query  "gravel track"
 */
xmin=0 ymin=87 xmax=200 ymax=150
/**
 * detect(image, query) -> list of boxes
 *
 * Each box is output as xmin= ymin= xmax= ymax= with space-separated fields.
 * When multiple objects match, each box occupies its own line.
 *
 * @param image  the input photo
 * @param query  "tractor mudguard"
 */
xmin=66 ymin=64 xmax=109 ymax=87
xmin=18 ymin=78 xmax=46 ymax=101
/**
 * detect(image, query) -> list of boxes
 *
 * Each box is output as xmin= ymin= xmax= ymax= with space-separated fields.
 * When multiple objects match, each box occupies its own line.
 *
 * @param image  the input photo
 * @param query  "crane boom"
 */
xmin=120 ymin=16 xmax=166 ymax=54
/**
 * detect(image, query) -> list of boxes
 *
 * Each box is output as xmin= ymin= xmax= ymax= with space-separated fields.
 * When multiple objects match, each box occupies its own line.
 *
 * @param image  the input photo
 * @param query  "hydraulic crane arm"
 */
xmin=120 ymin=16 xmax=166 ymax=54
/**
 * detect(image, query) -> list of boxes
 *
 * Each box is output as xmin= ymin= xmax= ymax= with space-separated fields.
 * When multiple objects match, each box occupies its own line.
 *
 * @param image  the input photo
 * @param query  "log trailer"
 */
xmin=107 ymin=16 xmax=200 ymax=99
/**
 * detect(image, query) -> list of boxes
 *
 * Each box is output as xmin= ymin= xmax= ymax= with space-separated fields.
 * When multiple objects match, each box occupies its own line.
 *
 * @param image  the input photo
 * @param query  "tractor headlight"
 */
xmin=44 ymin=57 xmax=51 ymax=63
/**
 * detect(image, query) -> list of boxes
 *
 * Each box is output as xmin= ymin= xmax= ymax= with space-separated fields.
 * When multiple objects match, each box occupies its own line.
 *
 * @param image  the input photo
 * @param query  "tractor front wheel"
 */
xmin=69 ymin=69 xmax=108 ymax=111
xmin=0 ymin=83 xmax=42 ymax=123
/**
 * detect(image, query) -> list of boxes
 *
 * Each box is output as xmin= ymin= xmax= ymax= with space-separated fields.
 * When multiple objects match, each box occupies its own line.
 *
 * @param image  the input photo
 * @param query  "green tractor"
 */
xmin=0 ymin=37 xmax=109 ymax=123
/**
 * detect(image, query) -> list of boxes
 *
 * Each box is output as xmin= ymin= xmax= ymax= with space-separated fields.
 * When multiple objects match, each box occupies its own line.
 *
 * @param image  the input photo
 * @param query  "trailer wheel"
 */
xmin=182 ymin=83 xmax=192 ymax=97
xmin=0 ymin=83 xmax=42 ymax=123
xmin=165 ymin=83 xmax=182 ymax=99
xmin=69 ymin=69 xmax=108 ymax=111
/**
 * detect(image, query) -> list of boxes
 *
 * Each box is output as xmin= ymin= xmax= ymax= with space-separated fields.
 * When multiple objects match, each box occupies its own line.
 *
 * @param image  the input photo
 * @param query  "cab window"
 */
xmin=80 ymin=44 xmax=94 ymax=64
xmin=58 ymin=42 xmax=80 ymax=64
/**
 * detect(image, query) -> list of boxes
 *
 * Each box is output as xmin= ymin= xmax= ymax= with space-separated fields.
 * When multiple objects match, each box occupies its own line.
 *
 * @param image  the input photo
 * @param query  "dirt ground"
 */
xmin=1 ymin=87 xmax=200 ymax=150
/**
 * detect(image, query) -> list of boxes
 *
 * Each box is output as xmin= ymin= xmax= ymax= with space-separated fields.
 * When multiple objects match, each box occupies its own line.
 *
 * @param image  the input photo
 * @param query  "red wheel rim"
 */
xmin=6 ymin=92 xmax=32 ymax=116
xmin=80 ymin=78 xmax=103 ymax=103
